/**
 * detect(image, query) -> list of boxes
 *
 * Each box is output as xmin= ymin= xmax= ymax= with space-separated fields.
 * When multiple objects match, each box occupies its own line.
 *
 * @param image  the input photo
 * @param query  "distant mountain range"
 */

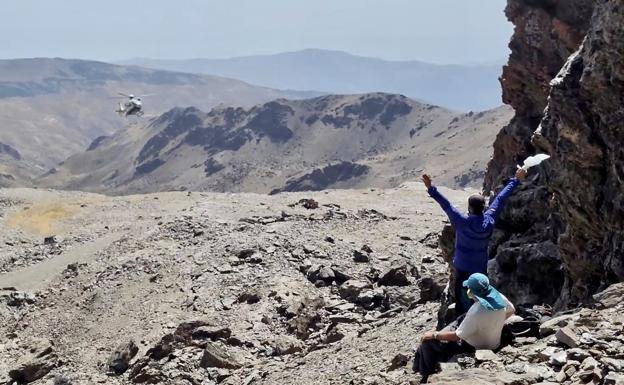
xmin=122 ymin=49 xmax=505 ymax=112
xmin=40 ymin=93 xmax=512 ymax=194
xmin=0 ymin=58 xmax=315 ymax=185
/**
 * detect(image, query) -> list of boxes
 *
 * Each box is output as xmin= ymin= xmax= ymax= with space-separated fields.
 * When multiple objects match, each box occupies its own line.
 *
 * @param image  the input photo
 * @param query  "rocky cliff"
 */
xmin=486 ymin=0 xmax=624 ymax=309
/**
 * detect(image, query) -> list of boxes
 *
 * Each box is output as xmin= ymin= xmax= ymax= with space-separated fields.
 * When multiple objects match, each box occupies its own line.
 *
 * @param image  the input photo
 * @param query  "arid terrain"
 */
xmin=1 ymin=185 xmax=623 ymax=385
xmin=0 ymin=58 xmax=314 ymax=185
xmin=2 ymin=0 xmax=624 ymax=384
xmin=40 ymin=93 xmax=511 ymax=194
xmin=0 ymin=183 xmax=463 ymax=384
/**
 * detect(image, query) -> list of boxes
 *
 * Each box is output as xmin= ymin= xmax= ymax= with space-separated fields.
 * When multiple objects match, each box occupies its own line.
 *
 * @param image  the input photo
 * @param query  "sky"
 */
xmin=0 ymin=0 xmax=512 ymax=64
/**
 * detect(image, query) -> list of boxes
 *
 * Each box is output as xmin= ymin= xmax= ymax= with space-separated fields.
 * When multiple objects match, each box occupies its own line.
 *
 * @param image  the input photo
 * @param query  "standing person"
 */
xmin=413 ymin=273 xmax=515 ymax=382
xmin=422 ymin=169 xmax=526 ymax=315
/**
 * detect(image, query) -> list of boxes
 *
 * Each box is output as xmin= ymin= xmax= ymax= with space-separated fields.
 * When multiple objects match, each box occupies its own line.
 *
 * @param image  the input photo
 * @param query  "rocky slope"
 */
xmin=485 ymin=0 xmax=624 ymax=310
xmin=39 ymin=93 xmax=512 ymax=194
xmin=123 ymin=49 xmax=505 ymax=112
xmin=0 ymin=185 xmax=464 ymax=384
xmin=0 ymin=58 xmax=314 ymax=182
xmin=1 ymin=187 xmax=623 ymax=385
xmin=0 ymin=142 xmax=36 ymax=188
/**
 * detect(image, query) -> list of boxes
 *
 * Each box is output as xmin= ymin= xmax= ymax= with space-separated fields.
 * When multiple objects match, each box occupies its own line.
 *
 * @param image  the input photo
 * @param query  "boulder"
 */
xmin=128 ymin=358 xmax=167 ymax=384
xmin=286 ymin=297 xmax=325 ymax=340
xmin=474 ymin=350 xmax=499 ymax=362
xmin=356 ymin=288 xmax=386 ymax=310
xmin=538 ymin=347 xmax=560 ymax=362
xmin=549 ymin=351 xmax=568 ymax=367
xmin=339 ymin=279 xmax=372 ymax=302
xmin=387 ymin=353 xmax=409 ymax=371
xmin=9 ymin=355 xmax=58 ymax=384
xmin=237 ymin=249 xmax=260 ymax=260
xmin=417 ymin=276 xmax=445 ymax=302
xmin=352 ymin=249 xmax=370 ymax=263
xmin=539 ymin=313 xmax=579 ymax=336
xmin=593 ymin=283 xmax=624 ymax=309
xmin=200 ymin=342 xmax=243 ymax=369
xmin=604 ymin=373 xmax=624 ymax=385
xmin=8 ymin=342 xmax=58 ymax=384
xmin=378 ymin=264 xmax=415 ymax=286
xmin=108 ymin=340 xmax=139 ymax=374
xmin=237 ymin=290 xmax=262 ymax=304
xmin=52 ymin=375 xmax=72 ymax=385
xmin=555 ymin=326 xmax=580 ymax=348
xmin=146 ymin=334 xmax=174 ymax=360
xmin=306 ymin=264 xmax=335 ymax=286
xmin=438 ymin=362 xmax=461 ymax=373
xmin=265 ymin=335 xmax=305 ymax=356
xmin=567 ymin=348 xmax=591 ymax=362
xmin=192 ymin=326 xmax=232 ymax=342
xmin=5 ymin=291 xmax=36 ymax=307
xmin=173 ymin=320 xmax=211 ymax=344
xmin=324 ymin=325 xmax=348 ymax=344
xmin=601 ymin=357 xmax=624 ymax=372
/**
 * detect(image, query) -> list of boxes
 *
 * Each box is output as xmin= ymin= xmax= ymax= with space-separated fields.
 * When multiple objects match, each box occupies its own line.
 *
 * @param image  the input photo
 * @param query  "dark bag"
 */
xmin=506 ymin=315 xmax=541 ymax=338
xmin=496 ymin=314 xmax=542 ymax=352
xmin=496 ymin=324 xmax=515 ymax=352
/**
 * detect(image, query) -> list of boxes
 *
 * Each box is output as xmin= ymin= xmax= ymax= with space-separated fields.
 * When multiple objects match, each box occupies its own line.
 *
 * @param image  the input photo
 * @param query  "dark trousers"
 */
xmin=413 ymin=314 xmax=473 ymax=380
xmin=413 ymin=339 xmax=474 ymax=379
xmin=454 ymin=268 xmax=473 ymax=316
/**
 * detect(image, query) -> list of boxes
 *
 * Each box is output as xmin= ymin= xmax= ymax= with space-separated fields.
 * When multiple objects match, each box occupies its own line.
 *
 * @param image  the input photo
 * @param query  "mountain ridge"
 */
xmin=0 ymin=58 xmax=318 ymax=185
xmin=39 ymin=92 xmax=512 ymax=195
xmin=121 ymin=49 xmax=504 ymax=112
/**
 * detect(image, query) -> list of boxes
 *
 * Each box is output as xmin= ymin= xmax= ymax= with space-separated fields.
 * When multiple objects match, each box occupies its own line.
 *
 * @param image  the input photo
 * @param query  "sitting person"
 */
xmin=413 ymin=273 xmax=515 ymax=382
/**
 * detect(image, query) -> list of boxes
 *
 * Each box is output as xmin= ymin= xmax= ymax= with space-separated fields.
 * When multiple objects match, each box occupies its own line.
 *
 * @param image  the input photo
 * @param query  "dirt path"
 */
xmin=0 ymin=231 xmax=123 ymax=292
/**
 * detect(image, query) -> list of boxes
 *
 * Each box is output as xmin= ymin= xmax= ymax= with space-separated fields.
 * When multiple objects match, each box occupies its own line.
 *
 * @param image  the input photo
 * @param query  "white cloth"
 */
xmin=456 ymin=294 xmax=515 ymax=350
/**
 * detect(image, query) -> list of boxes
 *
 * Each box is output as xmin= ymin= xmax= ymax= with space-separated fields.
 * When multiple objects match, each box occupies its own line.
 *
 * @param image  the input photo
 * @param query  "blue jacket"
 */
xmin=428 ymin=178 xmax=519 ymax=274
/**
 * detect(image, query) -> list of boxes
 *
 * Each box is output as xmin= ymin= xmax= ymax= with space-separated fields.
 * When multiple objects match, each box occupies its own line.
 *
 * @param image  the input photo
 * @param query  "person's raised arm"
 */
xmin=423 ymin=174 xmax=466 ymax=226
xmin=484 ymin=168 xmax=527 ymax=220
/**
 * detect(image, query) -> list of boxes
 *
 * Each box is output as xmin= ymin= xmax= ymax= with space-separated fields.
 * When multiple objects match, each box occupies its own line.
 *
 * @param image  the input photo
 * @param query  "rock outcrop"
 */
xmin=485 ymin=0 xmax=624 ymax=308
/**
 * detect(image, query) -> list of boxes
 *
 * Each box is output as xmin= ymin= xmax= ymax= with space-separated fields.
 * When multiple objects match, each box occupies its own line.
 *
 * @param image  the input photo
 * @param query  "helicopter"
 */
xmin=113 ymin=93 xmax=152 ymax=117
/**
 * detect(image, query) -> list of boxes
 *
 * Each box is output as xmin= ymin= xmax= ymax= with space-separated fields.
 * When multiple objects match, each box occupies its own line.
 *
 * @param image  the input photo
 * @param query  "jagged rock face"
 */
xmin=486 ymin=0 xmax=594 ymax=189
xmin=533 ymin=0 xmax=624 ymax=306
xmin=486 ymin=0 xmax=624 ymax=308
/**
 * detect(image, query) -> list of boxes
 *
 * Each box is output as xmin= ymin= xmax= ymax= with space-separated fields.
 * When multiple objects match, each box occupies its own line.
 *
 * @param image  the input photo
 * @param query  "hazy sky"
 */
xmin=0 ymin=0 xmax=512 ymax=64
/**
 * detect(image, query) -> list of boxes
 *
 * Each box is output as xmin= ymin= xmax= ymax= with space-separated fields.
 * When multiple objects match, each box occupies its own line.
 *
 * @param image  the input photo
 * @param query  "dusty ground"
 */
xmin=1 ymin=186 xmax=622 ymax=385
xmin=0 ymin=184 xmax=468 ymax=384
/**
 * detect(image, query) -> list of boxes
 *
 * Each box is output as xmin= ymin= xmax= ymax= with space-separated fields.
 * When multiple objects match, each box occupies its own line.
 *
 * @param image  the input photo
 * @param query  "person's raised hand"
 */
xmin=422 ymin=174 xmax=432 ymax=189
xmin=515 ymin=168 xmax=527 ymax=181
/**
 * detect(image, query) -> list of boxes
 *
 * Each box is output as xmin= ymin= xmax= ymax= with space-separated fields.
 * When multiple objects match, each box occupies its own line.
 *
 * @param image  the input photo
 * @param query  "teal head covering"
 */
xmin=463 ymin=273 xmax=506 ymax=311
